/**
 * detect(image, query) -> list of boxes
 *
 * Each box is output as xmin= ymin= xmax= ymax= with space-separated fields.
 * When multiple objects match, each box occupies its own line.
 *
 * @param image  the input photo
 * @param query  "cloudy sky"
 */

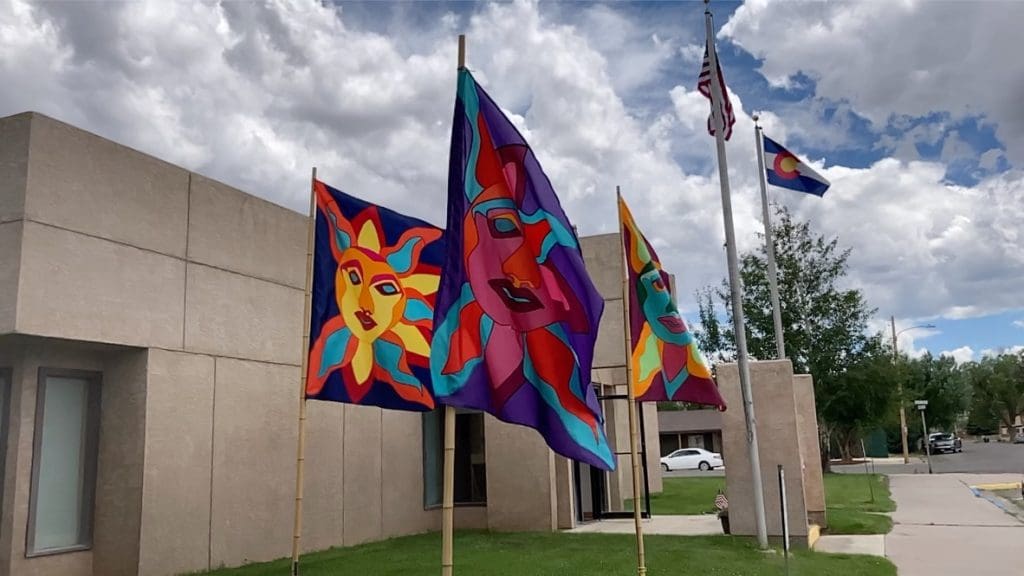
xmin=2 ymin=0 xmax=1022 ymax=362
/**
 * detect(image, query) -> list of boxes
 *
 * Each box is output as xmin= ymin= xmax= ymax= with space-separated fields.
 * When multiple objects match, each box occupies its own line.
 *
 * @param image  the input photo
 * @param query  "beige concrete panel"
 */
xmin=0 ymin=112 xmax=30 ymax=223
xmin=381 ymin=410 xmax=436 ymax=539
xmin=483 ymin=416 xmax=556 ymax=531
xmin=718 ymin=360 xmax=809 ymax=542
xmin=301 ymin=400 xmax=344 ymax=553
xmin=343 ymin=405 xmax=383 ymax=546
xmin=642 ymin=403 xmax=663 ymax=494
xmin=794 ymin=374 xmax=826 ymax=527
xmin=16 ymin=222 xmax=186 ymax=349
xmin=7 ymin=338 xmax=107 ymax=576
xmin=94 ymin=349 xmax=149 ymax=576
xmin=0 ymin=222 xmax=22 ymax=334
xmin=187 ymin=175 xmax=307 ymax=289
xmin=23 ymin=113 xmax=189 ymax=257
xmin=453 ymin=506 xmax=486 ymax=531
xmin=580 ymin=233 xmax=623 ymax=300
xmin=139 ymin=350 xmax=215 ymax=576
xmin=184 ymin=263 xmax=303 ymax=365
xmin=553 ymin=456 xmax=575 ymax=529
xmin=210 ymin=358 xmax=298 ymax=567
xmin=593 ymin=299 xmax=626 ymax=369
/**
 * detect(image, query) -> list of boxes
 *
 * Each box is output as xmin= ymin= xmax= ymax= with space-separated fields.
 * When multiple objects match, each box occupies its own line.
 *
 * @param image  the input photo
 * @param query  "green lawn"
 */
xmin=823 ymin=474 xmax=895 ymax=535
xmin=628 ymin=474 xmax=894 ymax=535
xmin=626 ymin=476 xmax=726 ymax=515
xmin=192 ymin=531 xmax=895 ymax=576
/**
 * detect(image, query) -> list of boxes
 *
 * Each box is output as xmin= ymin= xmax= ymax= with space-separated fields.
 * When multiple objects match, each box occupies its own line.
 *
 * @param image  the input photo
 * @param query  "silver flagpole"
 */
xmin=704 ymin=3 xmax=769 ymax=549
xmin=753 ymin=118 xmax=786 ymax=359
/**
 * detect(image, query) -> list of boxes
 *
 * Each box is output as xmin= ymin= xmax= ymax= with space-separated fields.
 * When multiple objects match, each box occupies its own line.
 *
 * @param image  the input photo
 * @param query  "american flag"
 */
xmin=714 ymin=491 xmax=729 ymax=510
xmin=697 ymin=46 xmax=735 ymax=141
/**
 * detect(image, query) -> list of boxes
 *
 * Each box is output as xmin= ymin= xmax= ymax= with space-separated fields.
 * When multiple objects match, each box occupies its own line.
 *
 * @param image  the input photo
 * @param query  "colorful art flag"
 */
xmin=431 ymin=69 xmax=614 ymax=471
xmin=763 ymin=135 xmax=831 ymax=197
xmin=306 ymin=180 xmax=444 ymax=411
xmin=618 ymin=194 xmax=726 ymax=408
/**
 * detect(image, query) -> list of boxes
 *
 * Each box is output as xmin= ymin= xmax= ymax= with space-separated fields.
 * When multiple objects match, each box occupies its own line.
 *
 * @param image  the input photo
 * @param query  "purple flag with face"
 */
xmin=430 ymin=69 xmax=614 ymax=471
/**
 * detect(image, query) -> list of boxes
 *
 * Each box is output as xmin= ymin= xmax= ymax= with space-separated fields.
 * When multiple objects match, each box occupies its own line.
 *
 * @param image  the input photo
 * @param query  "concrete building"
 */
xmin=657 ymin=409 xmax=724 ymax=456
xmin=0 ymin=112 xmax=661 ymax=576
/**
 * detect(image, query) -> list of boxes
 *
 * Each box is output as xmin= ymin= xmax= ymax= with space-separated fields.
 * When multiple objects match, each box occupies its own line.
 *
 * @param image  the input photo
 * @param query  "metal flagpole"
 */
xmin=753 ymin=118 xmax=786 ymax=359
xmin=291 ymin=167 xmax=318 ymax=576
xmin=617 ymin=187 xmax=647 ymax=576
xmin=441 ymin=34 xmax=466 ymax=576
xmin=704 ymin=3 xmax=769 ymax=548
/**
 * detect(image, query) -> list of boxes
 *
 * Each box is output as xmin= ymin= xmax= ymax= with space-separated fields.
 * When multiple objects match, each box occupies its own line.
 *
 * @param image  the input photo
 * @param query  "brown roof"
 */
xmin=657 ymin=409 xmax=722 ymax=433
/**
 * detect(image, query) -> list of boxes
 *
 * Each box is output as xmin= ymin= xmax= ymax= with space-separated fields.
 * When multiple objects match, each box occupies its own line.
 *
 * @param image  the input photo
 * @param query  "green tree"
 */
xmin=695 ymin=206 xmax=892 ymax=462
xmin=963 ymin=352 xmax=1024 ymax=433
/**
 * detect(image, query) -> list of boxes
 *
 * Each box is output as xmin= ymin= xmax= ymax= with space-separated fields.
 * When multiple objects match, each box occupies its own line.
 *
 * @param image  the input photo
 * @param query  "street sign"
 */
xmin=914 ymin=400 xmax=928 ymax=410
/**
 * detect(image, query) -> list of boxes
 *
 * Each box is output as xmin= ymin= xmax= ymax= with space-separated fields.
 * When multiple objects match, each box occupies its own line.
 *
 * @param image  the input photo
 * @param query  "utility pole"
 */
xmin=891 ymin=316 xmax=910 ymax=464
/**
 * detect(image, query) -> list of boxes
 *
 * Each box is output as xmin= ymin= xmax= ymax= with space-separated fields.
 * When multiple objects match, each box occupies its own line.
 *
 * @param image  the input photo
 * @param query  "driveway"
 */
xmin=885 ymin=473 xmax=1023 ymax=576
xmin=833 ymin=441 xmax=1024 ymax=475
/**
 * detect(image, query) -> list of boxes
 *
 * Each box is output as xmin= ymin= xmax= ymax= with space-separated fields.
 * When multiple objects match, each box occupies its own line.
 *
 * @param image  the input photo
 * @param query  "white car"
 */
xmin=660 ymin=448 xmax=723 ymax=471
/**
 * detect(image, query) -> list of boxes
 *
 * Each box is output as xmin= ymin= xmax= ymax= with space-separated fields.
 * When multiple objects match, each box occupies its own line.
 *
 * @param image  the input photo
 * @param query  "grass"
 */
xmin=823 ymin=474 xmax=895 ymax=535
xmin=192 ymin=531 xmax=895 ymax=576
xmin=627 ymin=474 xmax=895 ymax=535
xmin=626 ymin=476 xmax=726 ymax=515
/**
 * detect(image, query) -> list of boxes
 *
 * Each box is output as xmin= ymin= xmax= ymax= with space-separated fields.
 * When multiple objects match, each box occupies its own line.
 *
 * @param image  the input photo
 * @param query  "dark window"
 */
xmin=422 ymin=410 xmax=487 ymax=507
xmin=27 ymin=369 xmax=101 ymax=556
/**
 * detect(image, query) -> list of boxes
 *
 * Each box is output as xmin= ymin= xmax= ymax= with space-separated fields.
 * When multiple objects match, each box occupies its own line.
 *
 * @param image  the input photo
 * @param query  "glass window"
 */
xmin=421 ymin=410 xmax=487 ymax=507
xmin=28 ymin=371 xmax=101 ymax=556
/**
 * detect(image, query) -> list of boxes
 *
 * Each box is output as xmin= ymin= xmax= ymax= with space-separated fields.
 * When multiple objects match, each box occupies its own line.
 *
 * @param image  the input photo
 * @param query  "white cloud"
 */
xmin=980 ymin=345 xmax=1024 ymax=358
xmin=1 ymin=0 xmax=1021 ymax=344
xmin=1013 ymin=319 xmax=1024 ymax=329
xmin=940 ymin=346 xmax=974 ymax=365
xmin=721 ymin=0 xmax=1024 ymax=165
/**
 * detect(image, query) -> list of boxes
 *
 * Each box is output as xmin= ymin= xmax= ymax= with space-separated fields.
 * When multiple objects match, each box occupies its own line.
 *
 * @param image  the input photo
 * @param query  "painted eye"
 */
xmin=347 ymin=270 xmax=362 ymax=285
xmin=653 ymin=278 xmax=665 ymax=291
xmin=489 ymin=215 xmax=522 ymax=238
xmin=375 ymin=282 xmax=400 ymax=296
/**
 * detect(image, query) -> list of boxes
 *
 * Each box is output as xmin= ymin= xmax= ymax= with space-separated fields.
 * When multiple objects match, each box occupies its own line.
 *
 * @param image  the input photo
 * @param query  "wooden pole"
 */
xmin=441 ymin=406 xmax=456 ymax=576
xmin=441 ymin=33 xmax=466 ymax=576
xmin=291 ymin=167 xmax=318 ymax=576
xmin=617 ymin=187 xmax=647 ymax=576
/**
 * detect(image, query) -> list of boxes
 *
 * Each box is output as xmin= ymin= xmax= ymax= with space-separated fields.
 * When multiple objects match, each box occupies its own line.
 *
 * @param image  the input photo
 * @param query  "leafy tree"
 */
xmin=694 ymin=206 xmax=889 ymax=458
xmin=963 ymin=352 xmax=1024 ymax=433
xmin=901 ymin=353 xmax=969 ymax=432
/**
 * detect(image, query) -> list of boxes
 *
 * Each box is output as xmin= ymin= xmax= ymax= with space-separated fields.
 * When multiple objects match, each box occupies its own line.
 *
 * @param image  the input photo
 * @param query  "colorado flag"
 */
xmin=763 ymin=135 xmax=831 ymax=197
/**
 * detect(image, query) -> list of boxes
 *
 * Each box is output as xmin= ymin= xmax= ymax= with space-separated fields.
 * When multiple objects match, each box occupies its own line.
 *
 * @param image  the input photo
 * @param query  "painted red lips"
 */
xmin=489 ymin=279 xmax=543 ymax=312
xmin=658 ymin=315 xmax=686 ymax=334
xmin=354 ymin=309 xmax=377 ymax=330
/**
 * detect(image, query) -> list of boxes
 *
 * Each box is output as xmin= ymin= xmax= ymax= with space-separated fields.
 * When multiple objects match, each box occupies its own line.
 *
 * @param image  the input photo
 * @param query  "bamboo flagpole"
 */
xmin=703 ymin=2 xmax=769 ymax=548
xmin=291 ymin=167 xmax=318 ymax=576
xmin=617 ymin=186 xmax=647 ymax=576
xmin=753 ymin=118 xmax=786 ymax=359
xmin=440 ymin=33 xmax=466 ymax=576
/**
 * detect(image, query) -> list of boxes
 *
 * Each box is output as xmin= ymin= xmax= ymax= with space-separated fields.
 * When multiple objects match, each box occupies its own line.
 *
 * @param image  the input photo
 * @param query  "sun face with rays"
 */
xmin=334 ymin=218 xmax=439 ymax=384
xmin=307 ymin=181 xmax=442 ymax=410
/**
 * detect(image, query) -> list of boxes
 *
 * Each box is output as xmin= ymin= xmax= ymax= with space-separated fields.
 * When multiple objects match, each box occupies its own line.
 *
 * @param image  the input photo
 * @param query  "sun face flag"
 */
xmin=618 ymin=195 xmax=726 ymax=409
xmin=431 ymin=69 xmax=614 ymax=471
xmin=697 ymin=46 xmax=736 ymax=141
xmin=306 ymin=180 xmax=444 ymax=411
xmin=763 ymin=135 xmax=831 ymax=197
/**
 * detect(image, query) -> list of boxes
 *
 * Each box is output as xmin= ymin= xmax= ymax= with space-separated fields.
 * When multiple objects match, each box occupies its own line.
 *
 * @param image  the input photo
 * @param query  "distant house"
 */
xmin=998 ymin=415 xmax=1023 ymax=439
xmin=658 ymin=409 xmax=723 ymax=455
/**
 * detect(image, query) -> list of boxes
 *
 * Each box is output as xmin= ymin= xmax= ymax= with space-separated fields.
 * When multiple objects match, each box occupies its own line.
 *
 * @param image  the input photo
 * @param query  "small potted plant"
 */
xmin=715 ymin=491 xmax=730 ymax=534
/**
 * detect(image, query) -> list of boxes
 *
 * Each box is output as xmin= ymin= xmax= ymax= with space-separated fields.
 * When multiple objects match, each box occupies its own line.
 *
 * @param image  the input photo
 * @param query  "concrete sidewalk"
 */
xmin=567 ymin=515 xmax=722 ymax=536
xmin=885 ymin=474 xmax=1023 ymax=576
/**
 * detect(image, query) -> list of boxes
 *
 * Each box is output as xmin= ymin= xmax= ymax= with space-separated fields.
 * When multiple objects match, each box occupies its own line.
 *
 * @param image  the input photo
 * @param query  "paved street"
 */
xmin=885 ymin=473 xmax=1023 ymax=576
xmin=833 ymin=440 xmax=1024 ymax=475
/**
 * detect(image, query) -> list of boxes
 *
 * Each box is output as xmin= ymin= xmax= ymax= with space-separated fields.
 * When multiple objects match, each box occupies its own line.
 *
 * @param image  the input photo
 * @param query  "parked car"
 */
xmin=660 ymin=448 xmax=723 ymax=471
xmin=1014 ymin=432 xmax=1024 ymax=444
xmin=928 ymin=432 xmax=962 ymax=454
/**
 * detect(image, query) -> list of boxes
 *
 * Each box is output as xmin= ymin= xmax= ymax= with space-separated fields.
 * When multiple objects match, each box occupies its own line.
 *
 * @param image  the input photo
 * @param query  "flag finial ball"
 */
xmin=752 ymin=114 xmax=759 ymax=123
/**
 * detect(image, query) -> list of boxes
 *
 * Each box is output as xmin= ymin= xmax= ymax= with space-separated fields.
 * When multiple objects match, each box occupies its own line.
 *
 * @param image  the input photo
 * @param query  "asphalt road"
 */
xmin=834 ymin=440 xmax=1024 ymax=475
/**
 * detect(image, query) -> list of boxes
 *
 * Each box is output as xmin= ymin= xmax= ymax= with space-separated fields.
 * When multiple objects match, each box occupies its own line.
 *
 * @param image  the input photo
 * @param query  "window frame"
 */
xmin=26 ymin=368 xmax=102 ymax=558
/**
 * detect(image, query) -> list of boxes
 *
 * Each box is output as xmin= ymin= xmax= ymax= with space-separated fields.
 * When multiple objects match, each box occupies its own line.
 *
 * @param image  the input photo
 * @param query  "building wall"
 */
xmin=0 ymin=113 xmax=440 ymax=576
